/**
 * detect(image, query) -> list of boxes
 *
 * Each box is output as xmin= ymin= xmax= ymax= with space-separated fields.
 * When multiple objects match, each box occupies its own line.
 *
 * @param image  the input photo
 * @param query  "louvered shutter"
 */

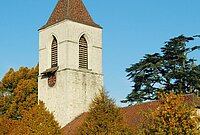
xmin=51 ymin=37 xmax=58 ymax=67
xmin=79 ymin=36 xmax=88 ymax=69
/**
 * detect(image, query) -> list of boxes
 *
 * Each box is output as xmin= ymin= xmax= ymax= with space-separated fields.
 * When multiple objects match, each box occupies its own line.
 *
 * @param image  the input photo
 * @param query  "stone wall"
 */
xmin=38 ymin=20 xmax=103 ymax=127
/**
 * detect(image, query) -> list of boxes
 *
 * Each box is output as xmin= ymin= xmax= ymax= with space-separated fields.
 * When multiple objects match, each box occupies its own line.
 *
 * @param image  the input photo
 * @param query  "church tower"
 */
xmin=38 ymin=0 xmax=103 ymax=127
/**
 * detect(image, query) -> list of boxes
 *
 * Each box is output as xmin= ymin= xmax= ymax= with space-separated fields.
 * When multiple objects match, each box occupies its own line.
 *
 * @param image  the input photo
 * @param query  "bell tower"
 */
xmin=38 ymin=0 xmax=103 ymax=127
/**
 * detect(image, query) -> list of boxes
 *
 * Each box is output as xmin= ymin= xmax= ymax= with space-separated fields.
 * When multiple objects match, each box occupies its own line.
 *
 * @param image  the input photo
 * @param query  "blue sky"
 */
xmin=0 ymin=0 xmax=200 ymax=106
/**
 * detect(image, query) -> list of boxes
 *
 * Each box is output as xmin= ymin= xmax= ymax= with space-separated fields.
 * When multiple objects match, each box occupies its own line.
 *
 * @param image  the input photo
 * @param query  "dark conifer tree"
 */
xmin=123 ymin=35 xmax=200 ymax=104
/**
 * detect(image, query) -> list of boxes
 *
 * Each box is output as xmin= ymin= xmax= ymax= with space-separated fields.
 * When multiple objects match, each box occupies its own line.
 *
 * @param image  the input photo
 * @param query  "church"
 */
xmin=38 ymin=0 xmax=200 ymax=134
xmin=38 ymin=0 xmax=103 ymax=128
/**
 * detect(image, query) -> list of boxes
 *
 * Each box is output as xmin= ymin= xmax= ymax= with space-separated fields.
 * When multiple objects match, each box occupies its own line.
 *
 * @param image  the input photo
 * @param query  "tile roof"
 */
xmin=61 ymin=94 xmax=200 ymax=135
xmin=40 ymin=0 xmax=101 ymax=30
xmin=61 ymin=102 xmax=160 ymax=135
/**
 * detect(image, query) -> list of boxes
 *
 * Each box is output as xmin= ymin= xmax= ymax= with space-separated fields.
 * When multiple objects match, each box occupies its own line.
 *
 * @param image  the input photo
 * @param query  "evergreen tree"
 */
xmin=78 ymin=89 xmax=132 ymax=135
xmin=142 ymin=92 xmax=200 ymax=135
xmin=123 ymin=35 xmax=200 ymax=104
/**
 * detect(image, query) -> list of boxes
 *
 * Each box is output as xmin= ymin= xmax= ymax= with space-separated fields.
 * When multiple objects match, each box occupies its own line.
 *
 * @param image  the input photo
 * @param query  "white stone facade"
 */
xmin=38 ymin=20 xmax=103 ymax=127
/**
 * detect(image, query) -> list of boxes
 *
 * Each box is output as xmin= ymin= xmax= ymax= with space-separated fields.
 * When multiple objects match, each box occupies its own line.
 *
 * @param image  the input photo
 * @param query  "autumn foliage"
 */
xmin=0 ymin=117 xmax=19 ymax=135
xmin=78 ymin=89 xmax=132 ymax=135
xmin=0 ymin=65 xmax=62 ymax=134
xmin=142 ymin=92 xmax=200 ymax=135
xmin=0 ymin=65 xmax=39 ymax=119
xmin=12 ymin=101 xmax=61 ymax=135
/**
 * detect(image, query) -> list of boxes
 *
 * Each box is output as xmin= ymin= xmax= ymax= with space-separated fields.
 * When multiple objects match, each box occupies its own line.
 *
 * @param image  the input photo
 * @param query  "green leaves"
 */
xmin=124 ymin=35 xmax=200 ymax=104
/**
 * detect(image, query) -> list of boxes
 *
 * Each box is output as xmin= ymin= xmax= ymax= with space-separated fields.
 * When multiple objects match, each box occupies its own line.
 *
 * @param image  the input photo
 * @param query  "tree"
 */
xmin=0 ymin=65 xmax=62 ymax=134
xmin=78 ymin=89 xmax=132 ymax=135
xmin=123 ymin=35 xmax=200 ymax=104
xmin=6 ymin=79 xmax=38 ymax=119
xmin=11 ymin=101 xmax=62 ymax=135
xmin=0 ymin=117 xmax=19 ymax=135
xmin=142 ymin=92 xmax=200 ymax=135
xmin=0 ymin=65 xmax=38 ymax=119
xmin=1 ymin=65 xmax=38 ymax=93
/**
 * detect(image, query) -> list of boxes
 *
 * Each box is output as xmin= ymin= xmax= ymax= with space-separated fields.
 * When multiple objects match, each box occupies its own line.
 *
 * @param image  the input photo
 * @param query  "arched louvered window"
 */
xmin=51 ymin=36 xmax=58 ymax=67
xmin=79 ymin=35 xmax=88 ymax=69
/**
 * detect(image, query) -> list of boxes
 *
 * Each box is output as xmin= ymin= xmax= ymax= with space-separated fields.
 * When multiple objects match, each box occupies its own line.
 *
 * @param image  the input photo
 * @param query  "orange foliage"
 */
xmin=6 ymin=79 xmax=38 ymax=119
xmin=1 ymin=65 xmax=38 ymax=93
xmin=0 ymin=65 xmax=62 ymax=134
xmin=0 ymin=65 xmax=38 ymax=119
xmin=11 ymin=101 xmax=62 ymax=135
xmin=0 ymin=117 xmax=19 ymax=135
xmin=143 ymin=92 xmax=200 ymax=135
xmin=78 ymin=89 xmax=132 ymax=135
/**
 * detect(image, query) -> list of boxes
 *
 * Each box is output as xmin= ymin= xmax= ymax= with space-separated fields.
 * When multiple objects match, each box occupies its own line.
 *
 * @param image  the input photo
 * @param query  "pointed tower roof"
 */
xmin=40 ymin=0 xmax=101 ymax=30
